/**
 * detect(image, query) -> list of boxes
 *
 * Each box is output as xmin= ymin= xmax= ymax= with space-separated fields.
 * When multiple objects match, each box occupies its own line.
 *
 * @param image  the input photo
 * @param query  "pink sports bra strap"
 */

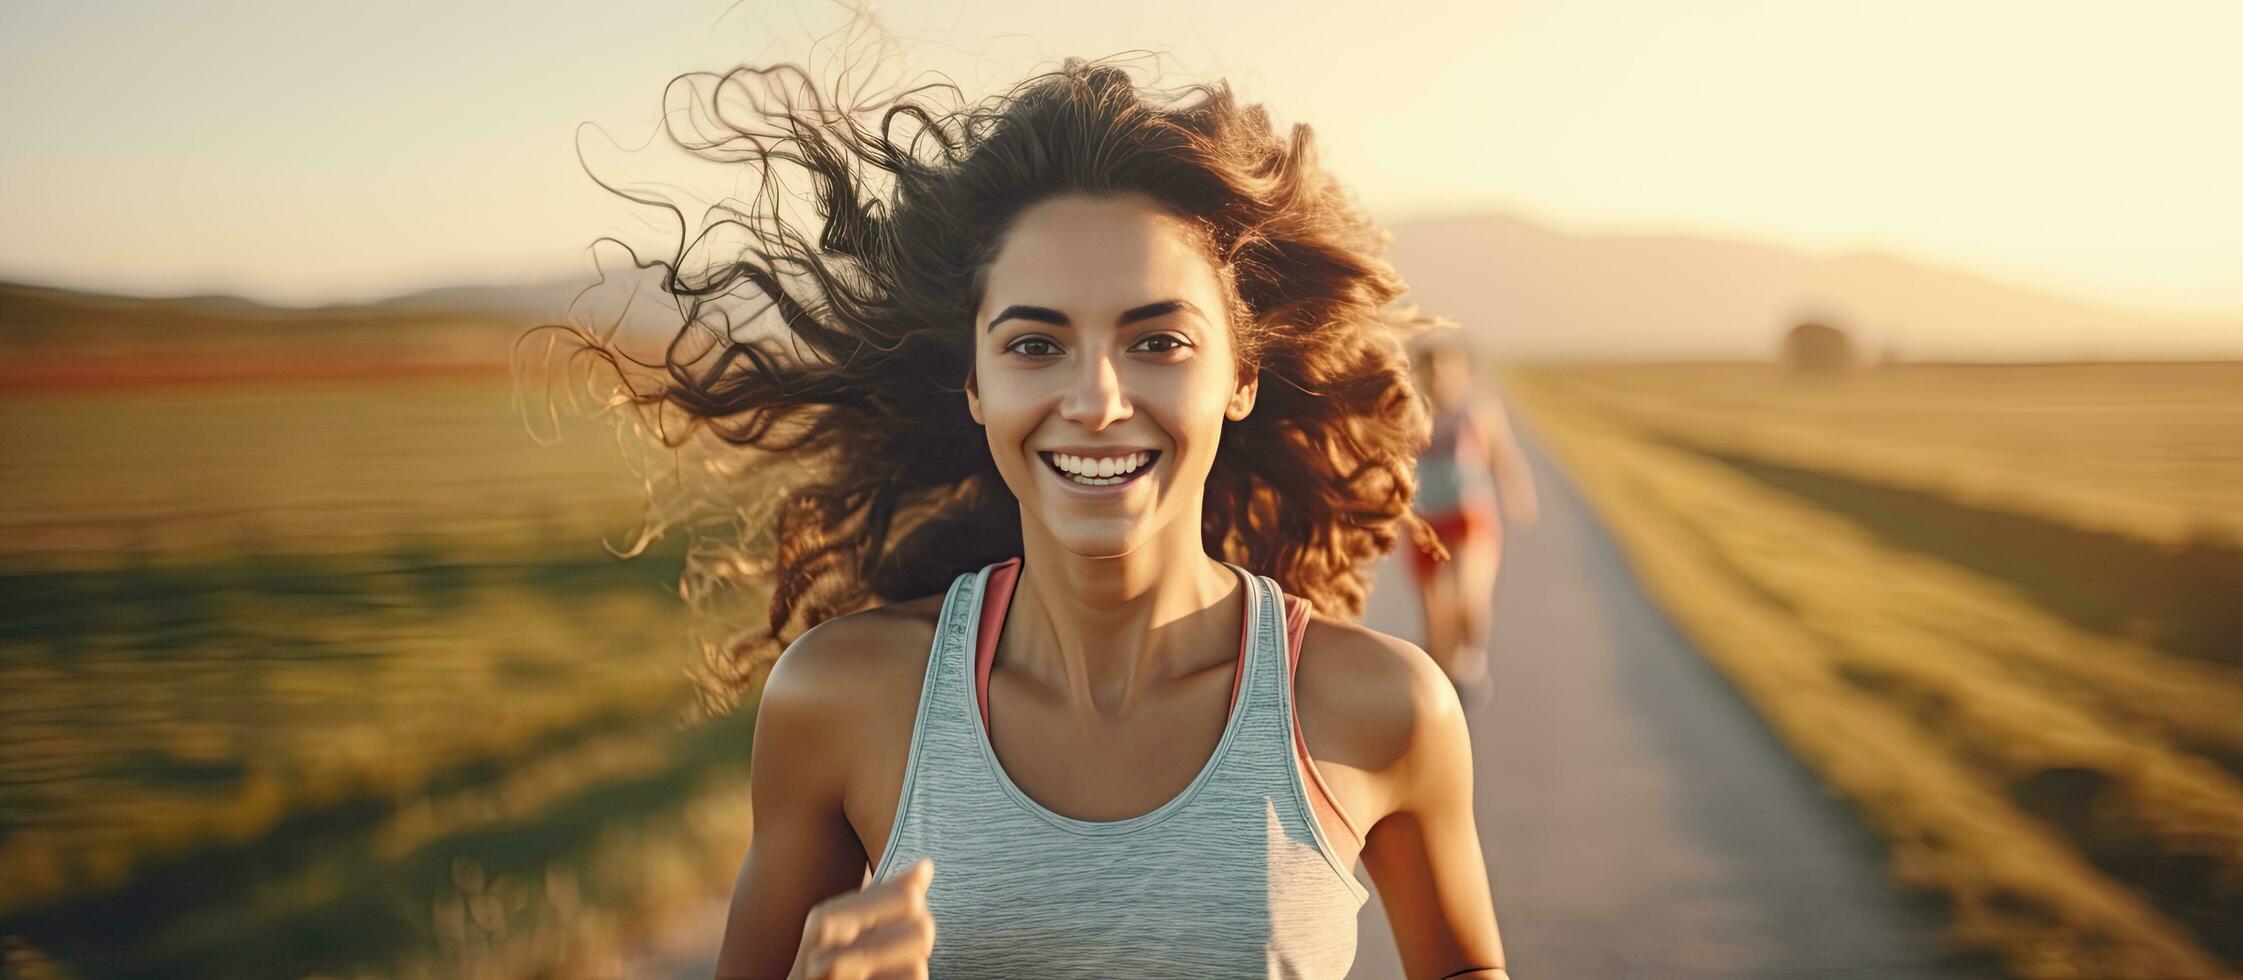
xmin=971 ymin=556 xmax=1362 ymax=849
xmin=974 ymin=557 xmax=1306 ymax=726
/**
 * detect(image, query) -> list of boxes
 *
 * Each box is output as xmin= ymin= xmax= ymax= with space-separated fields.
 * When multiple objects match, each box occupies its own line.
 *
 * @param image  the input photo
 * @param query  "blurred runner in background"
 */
xmin=1409 ymin=334 xmax=1539 ymax=709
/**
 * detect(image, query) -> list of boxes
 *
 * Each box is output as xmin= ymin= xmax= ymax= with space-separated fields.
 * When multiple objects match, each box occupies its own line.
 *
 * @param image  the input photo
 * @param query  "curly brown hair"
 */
xmin=525 ymin=42 xmax=1451 ymax=712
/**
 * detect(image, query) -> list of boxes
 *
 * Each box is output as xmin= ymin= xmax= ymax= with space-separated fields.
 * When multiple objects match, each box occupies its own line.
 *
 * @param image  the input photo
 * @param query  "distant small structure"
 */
xmin=1877 ymin=332 xmax=1904 ymax=366
xmin=1781 ymin=320 xmax=1858 ymax=376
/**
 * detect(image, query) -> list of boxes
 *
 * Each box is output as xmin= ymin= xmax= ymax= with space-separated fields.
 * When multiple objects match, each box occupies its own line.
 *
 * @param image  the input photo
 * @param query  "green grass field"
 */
xmin=0 ymin=371 xmax=759 ymax=978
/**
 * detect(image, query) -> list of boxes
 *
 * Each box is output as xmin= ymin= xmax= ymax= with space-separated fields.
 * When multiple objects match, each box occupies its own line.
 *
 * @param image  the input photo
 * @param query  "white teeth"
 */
xmin=1046 ymin=450 xmax=1153 ymax=484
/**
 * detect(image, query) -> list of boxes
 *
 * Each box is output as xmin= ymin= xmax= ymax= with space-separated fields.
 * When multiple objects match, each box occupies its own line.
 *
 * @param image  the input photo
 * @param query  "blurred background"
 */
xmin=2 ymin=1 xmax=2237 ymax=978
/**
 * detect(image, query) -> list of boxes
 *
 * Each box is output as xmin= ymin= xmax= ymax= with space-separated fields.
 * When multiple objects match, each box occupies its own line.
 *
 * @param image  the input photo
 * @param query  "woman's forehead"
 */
xmin=981 ymin=197 xmax=1226 ymax=324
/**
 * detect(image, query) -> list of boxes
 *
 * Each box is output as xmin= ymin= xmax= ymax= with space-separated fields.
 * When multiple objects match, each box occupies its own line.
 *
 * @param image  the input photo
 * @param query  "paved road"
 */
xmin=631 ymin=417 xmax=1992 ymax=979
xmin=1341 ymin=419 xmax=1990 ymax=980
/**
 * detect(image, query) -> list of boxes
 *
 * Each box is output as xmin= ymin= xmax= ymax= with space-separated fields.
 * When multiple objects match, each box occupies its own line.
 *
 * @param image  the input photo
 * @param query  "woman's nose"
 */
xmin=1057 ymin=348 xmax=1131 ymax=429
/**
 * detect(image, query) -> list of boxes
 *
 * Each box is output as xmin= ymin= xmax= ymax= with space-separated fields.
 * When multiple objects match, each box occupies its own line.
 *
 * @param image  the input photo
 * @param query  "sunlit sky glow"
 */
xmin=2 ymin=0 xmax=2237 ymax=316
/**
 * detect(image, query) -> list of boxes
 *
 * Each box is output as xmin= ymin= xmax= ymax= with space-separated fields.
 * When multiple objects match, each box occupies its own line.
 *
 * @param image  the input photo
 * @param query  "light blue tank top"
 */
xmin=1414 ymin=403 xmax=1501 ymax=517
xmin=868 ymin=559 xmax=1372 ymax=977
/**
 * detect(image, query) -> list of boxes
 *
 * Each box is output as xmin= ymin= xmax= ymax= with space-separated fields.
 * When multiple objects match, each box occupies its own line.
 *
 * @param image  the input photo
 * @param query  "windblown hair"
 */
xmin=527 ymin=41 xmax=1451 ymax=711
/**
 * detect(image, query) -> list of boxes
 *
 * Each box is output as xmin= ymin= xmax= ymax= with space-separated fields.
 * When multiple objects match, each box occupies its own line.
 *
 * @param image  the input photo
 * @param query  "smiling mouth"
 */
xmin=1038 ymin=450 xmax=1161 ymax=488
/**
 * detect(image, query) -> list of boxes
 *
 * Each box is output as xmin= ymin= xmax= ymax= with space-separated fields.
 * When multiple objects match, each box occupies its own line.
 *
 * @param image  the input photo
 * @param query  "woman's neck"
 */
xmin=1003 ymin=523 xmax=1246 ymax=723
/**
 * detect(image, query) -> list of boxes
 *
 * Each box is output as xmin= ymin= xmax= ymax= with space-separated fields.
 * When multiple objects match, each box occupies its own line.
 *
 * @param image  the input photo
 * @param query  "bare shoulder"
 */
xmin=717 ymin=590 xmax=952 ymax=978
xmin=761 ymin=590 xmax=947 ymax=721
xmin=751 ymin=589 xmax=949 ymax=796
xmin=1470 ymin=398 xmax=1518 ymax=441
xmin=1293 ymin=612 xmax=1469 ymax=824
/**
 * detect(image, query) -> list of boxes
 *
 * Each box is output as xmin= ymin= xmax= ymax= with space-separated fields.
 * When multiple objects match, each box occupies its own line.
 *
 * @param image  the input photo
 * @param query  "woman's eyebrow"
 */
xmin=1120 ymin=299 xmax=1203 ymax=326
xmin=987 ymin=299 xmax=1203 ymax=330
xmin=988 ymin=305 xmax=1069 ymax=329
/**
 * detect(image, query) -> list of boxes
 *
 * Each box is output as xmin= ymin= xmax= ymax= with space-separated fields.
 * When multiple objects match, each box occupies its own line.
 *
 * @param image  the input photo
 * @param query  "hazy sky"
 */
xmin=3 ymin=0 xmax=2238 ymax=315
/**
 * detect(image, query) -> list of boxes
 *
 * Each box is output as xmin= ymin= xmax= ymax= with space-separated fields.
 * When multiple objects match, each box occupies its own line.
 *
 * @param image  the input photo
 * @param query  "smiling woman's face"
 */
xmin=967 ymin=192 xmax=1256 ymax=560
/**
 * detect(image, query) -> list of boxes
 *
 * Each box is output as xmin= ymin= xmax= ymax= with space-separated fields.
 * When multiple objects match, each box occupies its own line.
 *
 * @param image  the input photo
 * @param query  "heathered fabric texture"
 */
xmin=868 ymin=559 xmax=1372 ymax=978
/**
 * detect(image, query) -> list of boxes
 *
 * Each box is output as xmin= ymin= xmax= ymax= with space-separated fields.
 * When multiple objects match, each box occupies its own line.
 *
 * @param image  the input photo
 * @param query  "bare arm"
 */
xmin=713 ymin=627 xmax=883 ymax=979
xmin=1473 ymin=399 xmax=1539 ymax=528
xmin=1357 ymin=636 xmax=1509 ymax=979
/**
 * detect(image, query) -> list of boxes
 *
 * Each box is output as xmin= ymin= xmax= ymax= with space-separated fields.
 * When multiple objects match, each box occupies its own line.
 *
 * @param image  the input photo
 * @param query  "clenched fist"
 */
xmin=788 ymin=858 xmax=937 ymax=980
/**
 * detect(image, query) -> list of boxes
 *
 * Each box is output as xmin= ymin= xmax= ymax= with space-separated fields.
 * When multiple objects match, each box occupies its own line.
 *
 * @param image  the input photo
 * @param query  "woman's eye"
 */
xmin=1005 ymin=335 xmax=1186 ymax=357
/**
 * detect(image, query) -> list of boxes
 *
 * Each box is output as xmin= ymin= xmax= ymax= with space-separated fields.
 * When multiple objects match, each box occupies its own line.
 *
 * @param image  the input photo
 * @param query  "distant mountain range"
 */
xmin=1382 ymin=214 xmax=2242 ymax=361
xmin=0 ymin=275 xmax=673 ymax=350
xmin=5 ymin=213 xmax=2237 ymax=361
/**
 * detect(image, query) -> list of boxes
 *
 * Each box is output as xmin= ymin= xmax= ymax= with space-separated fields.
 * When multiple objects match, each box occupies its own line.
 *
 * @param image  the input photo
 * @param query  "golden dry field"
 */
xmin=1503 ymin=360 xmax=2243 ymax=980
xmin=1525 ymin=361 xmax=2243 ymax=549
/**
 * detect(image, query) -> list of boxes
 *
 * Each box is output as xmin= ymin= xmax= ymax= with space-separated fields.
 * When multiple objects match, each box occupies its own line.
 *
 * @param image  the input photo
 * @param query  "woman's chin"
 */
xmin=1033 ymin=515 xmax=1153 ymax=559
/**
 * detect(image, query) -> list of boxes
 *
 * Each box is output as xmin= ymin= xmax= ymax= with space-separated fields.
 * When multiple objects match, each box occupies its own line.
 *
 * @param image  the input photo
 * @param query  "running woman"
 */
xmin=1407 ymin=335 xmax=1540 ymax=709
xmin=557 ymin=43 xmax=1509 ymax=980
